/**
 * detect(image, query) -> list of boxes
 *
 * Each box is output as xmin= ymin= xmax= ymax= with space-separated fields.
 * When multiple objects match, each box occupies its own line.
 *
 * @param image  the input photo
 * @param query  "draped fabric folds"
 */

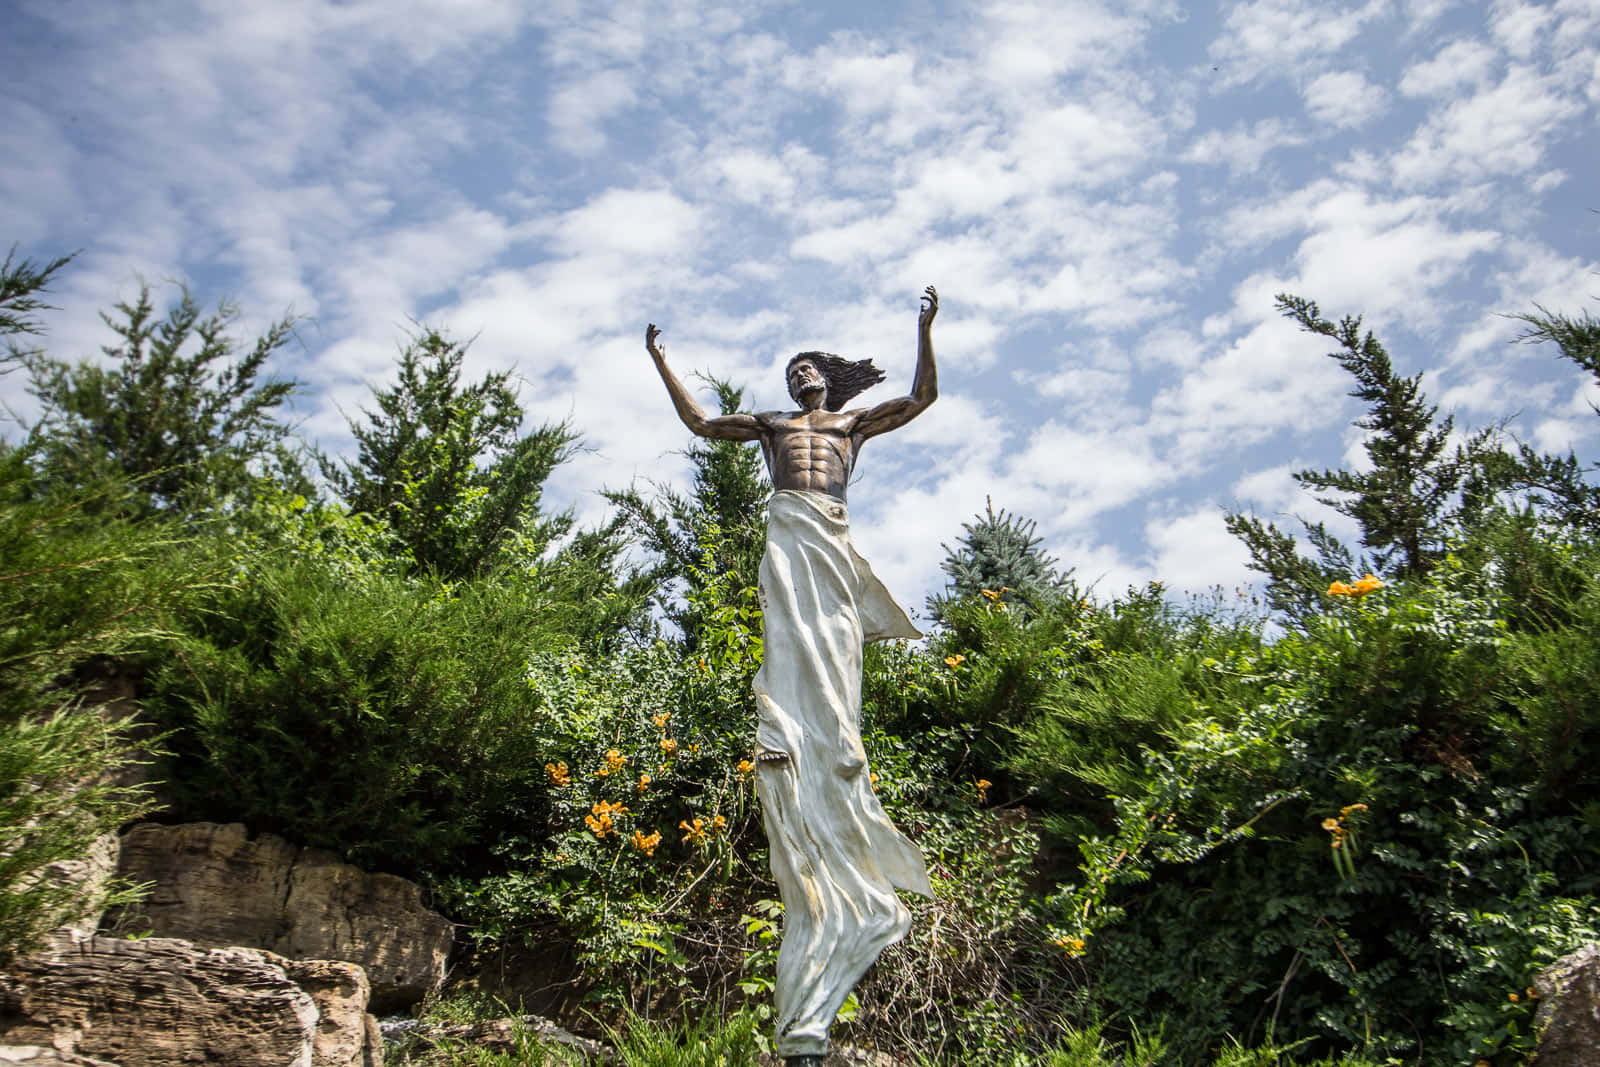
xmin=752 ymin=490 xmax=933 ymax=1058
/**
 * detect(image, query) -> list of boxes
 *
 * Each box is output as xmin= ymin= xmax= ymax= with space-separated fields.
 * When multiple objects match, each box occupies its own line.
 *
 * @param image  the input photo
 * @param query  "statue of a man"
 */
xmin=647 ymin=287 xmax=940 ymax=1065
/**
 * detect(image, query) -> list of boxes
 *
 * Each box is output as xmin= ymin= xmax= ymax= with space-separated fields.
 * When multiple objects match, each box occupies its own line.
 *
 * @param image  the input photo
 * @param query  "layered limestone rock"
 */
xmin=110 ymin=822 xmax=451 ymax=1010
xmin=0 ymin=932 xmax=321 ymax=1067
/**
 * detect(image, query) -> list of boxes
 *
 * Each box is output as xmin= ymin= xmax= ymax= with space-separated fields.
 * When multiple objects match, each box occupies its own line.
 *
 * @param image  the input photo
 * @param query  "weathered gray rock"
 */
xmin=110 ymin=822 xmax=452 ymax=1010
xmin=0 ymin=931 xmax=318 ymax=1067
xmin=38 ymin=832 xmax=121 ymax=939
xmin=757 ymin=1048 xmax=901 ymax=1066
xmin=283 ymin=959 xmax=381 ymax=1067
xmin=1531 ymin=942 xmax=1600 ymax=1067
xmin=0 ymin=1047 xmax=122 ymax=1066
xmin=280 ymin=848 xmax=453 ymax=1010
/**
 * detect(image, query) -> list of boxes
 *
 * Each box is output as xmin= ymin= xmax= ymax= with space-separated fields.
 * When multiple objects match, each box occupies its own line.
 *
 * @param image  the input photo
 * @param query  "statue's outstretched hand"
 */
xmin=920 ymin=285 xmax=939 ymax=328
xmin=646 ymin=323 xmax=664 ymax=359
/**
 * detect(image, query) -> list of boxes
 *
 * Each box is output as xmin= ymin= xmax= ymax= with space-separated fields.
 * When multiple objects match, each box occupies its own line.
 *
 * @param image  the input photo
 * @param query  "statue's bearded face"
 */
xmin=787 ymin=359 xmax=826 ymax=408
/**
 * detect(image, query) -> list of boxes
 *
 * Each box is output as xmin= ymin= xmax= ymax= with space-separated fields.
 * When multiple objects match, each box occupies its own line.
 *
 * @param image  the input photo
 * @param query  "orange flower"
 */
xmin=944 ymin=654 xmax=965 ymax=669
xmin=736 ymin=758 xmax=755 ymax=778
xmin=976 ymin=778 xmax=992 ymax=803
xmin=637 ymin=774 xmax=651 ymax=793
xmin=1327 ymin=580 xmax=1356 ymax=597
xmin=1351 ymin=573 xmax=1384 ymax=596
xmin=680 ymin=817 xmax=708 ymax=845
xmin=631 ymin=829 xmax=662 ymax=856
xmin=585 ymin=800 xmax=629 ymax=838
xmin=660 ymin=737 xmax=678 ymax=756
xmin=544 ymin=761 xmax=571 ymax=787
xmin=596 ymin=749 xmax=627 ymax=777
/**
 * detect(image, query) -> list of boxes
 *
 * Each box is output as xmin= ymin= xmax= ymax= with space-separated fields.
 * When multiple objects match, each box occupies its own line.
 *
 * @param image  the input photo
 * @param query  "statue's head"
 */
xmin=785 ymin=351 xmax=885 ymax=412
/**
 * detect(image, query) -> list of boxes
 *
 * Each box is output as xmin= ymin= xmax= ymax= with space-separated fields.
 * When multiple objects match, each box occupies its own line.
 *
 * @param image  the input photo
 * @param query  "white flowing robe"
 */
xmin=752 ymin=490 xmax=934 ymax=1058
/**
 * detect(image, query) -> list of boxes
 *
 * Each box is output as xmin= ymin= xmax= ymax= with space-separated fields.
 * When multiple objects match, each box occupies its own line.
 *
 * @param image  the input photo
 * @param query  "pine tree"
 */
xmin=324 ymin=327 xmax=577 ymax=581
xmin=928 ymin=498 xmax=1072 ymax=622
xmin=606 ymin=377 xmax=770 ymax=644
xmin=0 ymin=246 xmax=74 ymax=348
xmin=21 ymin=281 xmax=307 ymax=517
xmin=1482 ymin=299 xmax=1600 ymax=533
xmin=1226 ymin=294 xmax=1491 ymax=617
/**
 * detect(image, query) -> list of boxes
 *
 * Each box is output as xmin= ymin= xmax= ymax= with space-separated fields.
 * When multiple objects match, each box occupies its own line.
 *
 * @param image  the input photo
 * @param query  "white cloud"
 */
xmin=1304 ymin=70 xmax=1387 ymax=128
xmin=1145 ymin=506 xmax=1255 ymax=593
xmin=1210 ymin=0 xmax=1387 ymax=84
xmin=548 ymin=72 xmax=638 ymax=156
xmin=1182 ymin=119 xmax=1306 ymax=176
xmin=1391 ymin=64 xmax=1584 ymax=187
xmin=1398 ymin=39 xmax=1499 ymax=97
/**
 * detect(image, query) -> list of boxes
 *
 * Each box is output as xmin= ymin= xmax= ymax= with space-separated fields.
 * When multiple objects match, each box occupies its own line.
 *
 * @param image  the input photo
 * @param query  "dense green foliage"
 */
xmin=5 ymin=247 xmax=1599 ymax=1065
xmin=0 ymin=453 xmax=179 ymax=959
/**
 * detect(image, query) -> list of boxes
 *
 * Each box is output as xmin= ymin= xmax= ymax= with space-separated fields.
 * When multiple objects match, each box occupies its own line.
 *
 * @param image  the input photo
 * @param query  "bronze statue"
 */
xmin=647 ymin=288 xmax=939 ymax=1065
xmin=646 ymin=286 xmax=938 ymax=502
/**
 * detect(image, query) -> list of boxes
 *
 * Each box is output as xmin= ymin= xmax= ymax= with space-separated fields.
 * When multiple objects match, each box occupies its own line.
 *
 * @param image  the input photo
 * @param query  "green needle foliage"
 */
xmin=20 ymin=283 xmax=307 ymax=518
xmin=929 ymin=498 xmax=1075 ymax=623
xmin=606 ymin=376 xmax=769 ymax=646
xmin=0 ymin=454 xmax=198 ymax=961
xmin=0 ymin=246 xmax=74 ymax=348
xmin=326 ymin=327 xmax=578 ymax=581
xmin=1228 ymin=294 xmax=1497 ymax=621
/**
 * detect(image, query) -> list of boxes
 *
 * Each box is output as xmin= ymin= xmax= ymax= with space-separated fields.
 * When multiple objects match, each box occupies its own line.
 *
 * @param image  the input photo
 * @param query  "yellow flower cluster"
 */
xmin=659 ymin=737 xmax=678 ymax=756
xmin=631 ymin=829 xmax=662 ymax=856
xmin=975 ymin=778 xmax=992 ymax=804
xmin=653 ymin=712 xmax=670 ymax=728
xmin=1327 ymin=574 xmax=1384 ymax=597
xmin=544 ymin=761 xmax=570 ymax=787
xmin=980 ymin=587 xmax=1010 ymax=602
xmin=679 ymin=814 xmax=726 ymax=845
xmin=1321 ymin=803 xmax=1368 ymax=850
xmin=944 ymin=654 xmax=965 ymax=669
xmin=736 ymin=758 xmax=755 ymax=779
xmin=596 ymin=749 xmax=628 ymax=778
xmin=585 ymin=800 xmax=629 ymax=838
xmin=1051 ymin=935 xmax=1087 ymax=958
xmin=637 ymin=773 xmax=651 ymax=794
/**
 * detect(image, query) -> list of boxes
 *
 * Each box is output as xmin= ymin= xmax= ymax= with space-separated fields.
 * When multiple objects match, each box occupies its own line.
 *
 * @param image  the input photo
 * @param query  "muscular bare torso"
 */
xmin=757 ymin=410 xmax=862 ymax=503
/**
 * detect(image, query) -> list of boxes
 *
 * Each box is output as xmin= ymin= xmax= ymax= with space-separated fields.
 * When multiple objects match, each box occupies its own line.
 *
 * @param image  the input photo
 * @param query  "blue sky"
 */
xmin=3 ymin=0 xmax=1597 ymax=615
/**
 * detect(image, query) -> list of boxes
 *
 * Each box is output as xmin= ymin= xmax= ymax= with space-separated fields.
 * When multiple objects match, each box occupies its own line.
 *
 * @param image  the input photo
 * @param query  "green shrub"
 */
xmin=1037 ymin=542 xmax=1600 ymax=1063
xmin=145 ymin=551 xmax=578 ymax=876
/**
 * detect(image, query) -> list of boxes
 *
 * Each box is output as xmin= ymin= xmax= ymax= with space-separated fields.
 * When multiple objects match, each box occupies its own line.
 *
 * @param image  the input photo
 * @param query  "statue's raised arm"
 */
xmin=852 ymin=285 xmax=938 ymax=439
xmin=646 ymin=323 xmax=763 ymax=441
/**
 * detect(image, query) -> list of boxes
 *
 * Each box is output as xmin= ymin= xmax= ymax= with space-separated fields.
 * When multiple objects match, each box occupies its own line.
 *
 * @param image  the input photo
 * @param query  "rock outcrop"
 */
xmin=110 ymin=822 xmax=452 ymax=1010
xmin=1531 ymin=942 xmax=1600 ymax=1067
xmin=283 ymin=960 xmax=382 ymax=1067
xmin=0 ymin=931 xmax=323 ymax=1067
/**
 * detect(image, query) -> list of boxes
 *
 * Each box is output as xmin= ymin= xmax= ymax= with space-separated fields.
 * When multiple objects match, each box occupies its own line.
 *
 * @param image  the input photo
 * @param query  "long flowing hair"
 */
xmin=786 ymin=351 xmax=885 ymax=411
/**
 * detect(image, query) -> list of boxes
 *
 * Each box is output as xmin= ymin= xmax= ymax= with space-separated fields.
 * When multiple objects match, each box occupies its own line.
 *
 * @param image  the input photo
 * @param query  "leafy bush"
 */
xmin=1032 ymin=539 xmax=1600 ymax=1063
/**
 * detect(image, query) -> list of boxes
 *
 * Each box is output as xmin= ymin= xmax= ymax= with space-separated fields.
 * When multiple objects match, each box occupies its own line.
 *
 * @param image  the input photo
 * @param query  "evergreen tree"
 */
xmin=1475 ymin=299 xmax=1600 ymax=534
xmin=1227 ymin=294 xmax=1491 ymax=618
xmin=20 ymin=282 xmax=307 ymax=517
xmin=1 ymin=246 xmax=74 ymax=351
xmin=606 ymin=377 xmax=770 ymax=645
xmin=929 ymin=498 xmax=1072 ymax=622
xmin=325 ymin=327 xmax=578 ymax=582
